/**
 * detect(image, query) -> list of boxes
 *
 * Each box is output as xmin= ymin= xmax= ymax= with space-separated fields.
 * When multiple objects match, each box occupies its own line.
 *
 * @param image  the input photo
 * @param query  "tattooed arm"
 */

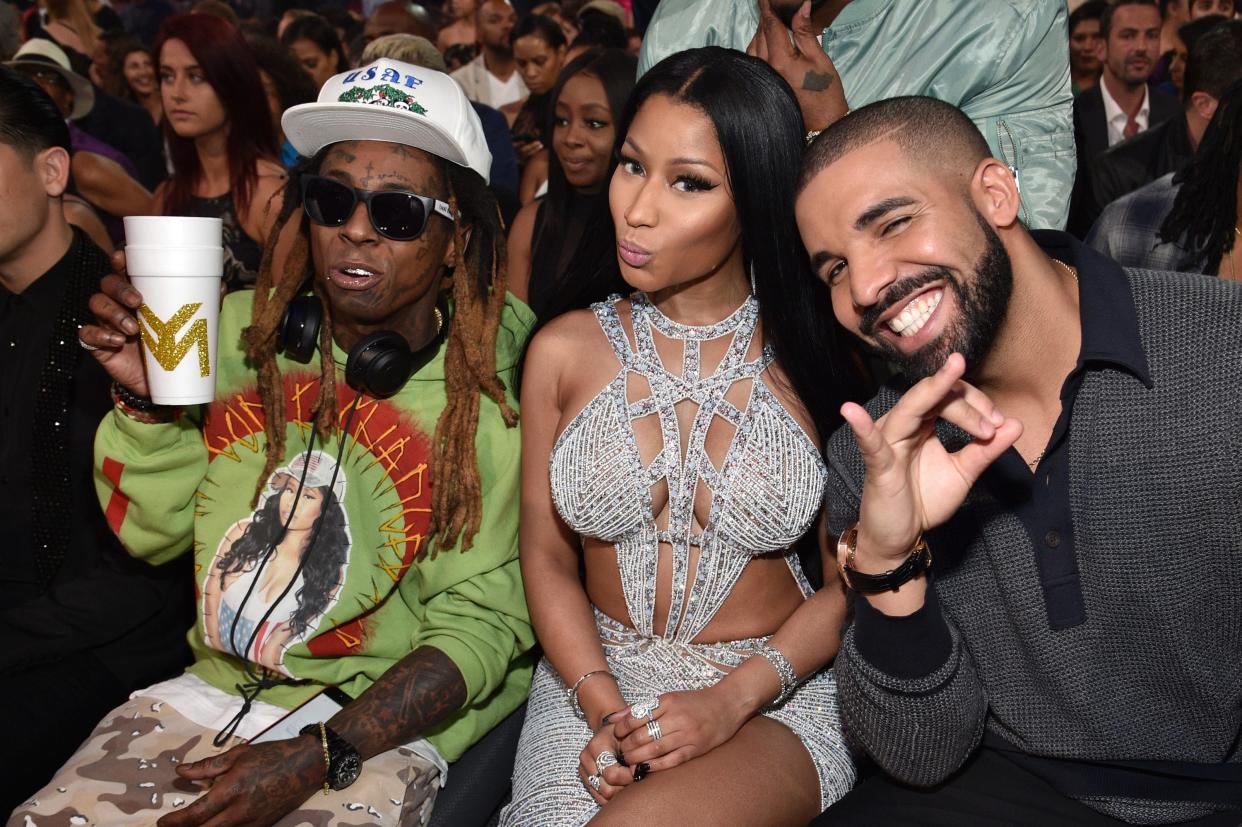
xmin=328 ymin=645 xmax=467 ymax=760
xmin=158 ymin=646 xmax=467 ymax=827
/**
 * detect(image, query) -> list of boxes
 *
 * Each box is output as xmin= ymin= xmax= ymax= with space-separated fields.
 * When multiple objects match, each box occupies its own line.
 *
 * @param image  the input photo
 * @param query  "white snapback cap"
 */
xmin=282 ymin=58 xmax=492 ymax=184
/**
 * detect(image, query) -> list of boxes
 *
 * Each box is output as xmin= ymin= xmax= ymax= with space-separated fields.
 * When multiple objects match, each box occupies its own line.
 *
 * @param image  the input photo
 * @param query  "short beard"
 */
xmin=858 ymin=210 xmax=1013 ymax=381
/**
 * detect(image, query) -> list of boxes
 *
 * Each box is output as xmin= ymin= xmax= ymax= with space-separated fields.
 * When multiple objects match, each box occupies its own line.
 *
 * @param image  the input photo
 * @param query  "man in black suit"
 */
xmin=1070 ymin=0 xmax=1181 ymax=235
xmin=1087 ymin=18 xmax=1242 ymax=235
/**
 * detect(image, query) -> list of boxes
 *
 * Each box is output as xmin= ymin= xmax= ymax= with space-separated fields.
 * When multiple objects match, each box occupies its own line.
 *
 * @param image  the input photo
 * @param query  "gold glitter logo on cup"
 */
xmin=137 ymin=302 xmax=212 ymax=378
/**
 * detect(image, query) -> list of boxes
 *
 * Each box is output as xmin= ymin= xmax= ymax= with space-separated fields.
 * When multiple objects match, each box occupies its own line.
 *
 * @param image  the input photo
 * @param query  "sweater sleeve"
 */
xmin=825 ymin=451 xmax=988 ymax=787
xmin=407 ymin=393 xmax=534 ymax=707
xmin=93 ymin=407 xmax=207 ymax=565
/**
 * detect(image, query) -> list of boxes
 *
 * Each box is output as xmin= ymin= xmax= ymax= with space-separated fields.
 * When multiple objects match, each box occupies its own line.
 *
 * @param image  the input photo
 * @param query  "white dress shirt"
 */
xmin=1100 ymin=79 xmax=1150 ymax=146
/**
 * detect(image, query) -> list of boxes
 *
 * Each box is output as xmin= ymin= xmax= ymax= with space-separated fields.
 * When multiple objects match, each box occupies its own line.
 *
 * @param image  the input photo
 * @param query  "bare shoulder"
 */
xmin=527 ymin=307 xmax=606 ymax=364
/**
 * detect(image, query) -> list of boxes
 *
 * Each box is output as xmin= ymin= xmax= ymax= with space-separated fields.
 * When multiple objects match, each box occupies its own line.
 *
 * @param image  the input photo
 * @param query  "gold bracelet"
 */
xmin=315 ymin=721 xmax=330 ymax=796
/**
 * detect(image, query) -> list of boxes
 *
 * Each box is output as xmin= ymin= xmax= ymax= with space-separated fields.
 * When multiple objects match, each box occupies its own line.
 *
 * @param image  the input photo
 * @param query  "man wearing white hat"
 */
xmin=14 ymin=59 xmax=534 ymax=827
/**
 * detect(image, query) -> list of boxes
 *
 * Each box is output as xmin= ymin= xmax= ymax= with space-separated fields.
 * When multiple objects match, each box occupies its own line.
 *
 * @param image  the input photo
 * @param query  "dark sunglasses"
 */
xmin=301 ymin=175 xmax=455 ymax=241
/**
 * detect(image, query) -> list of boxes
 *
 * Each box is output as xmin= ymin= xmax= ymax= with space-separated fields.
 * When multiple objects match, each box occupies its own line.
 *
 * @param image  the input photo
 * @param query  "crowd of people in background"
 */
xmin=2 ymin=0 xmax=1241 ymax=824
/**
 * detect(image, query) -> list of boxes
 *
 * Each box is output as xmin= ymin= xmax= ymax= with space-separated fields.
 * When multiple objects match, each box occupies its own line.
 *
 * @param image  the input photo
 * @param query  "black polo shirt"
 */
xmin=853 ymin=231 xmax=1153 ymax=676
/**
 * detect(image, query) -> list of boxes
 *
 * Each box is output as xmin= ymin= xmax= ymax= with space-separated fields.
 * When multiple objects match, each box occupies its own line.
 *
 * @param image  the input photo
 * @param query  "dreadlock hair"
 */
xmin=1160 ymin=77 xmax=1242 ymax=271
xmin=241 ymin=145 xmax=515 ymax=555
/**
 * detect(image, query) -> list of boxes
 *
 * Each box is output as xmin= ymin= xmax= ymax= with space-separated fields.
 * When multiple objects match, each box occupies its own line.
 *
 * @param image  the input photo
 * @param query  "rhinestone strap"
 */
xmin=752 ymin=643 xmax=798 ymax=707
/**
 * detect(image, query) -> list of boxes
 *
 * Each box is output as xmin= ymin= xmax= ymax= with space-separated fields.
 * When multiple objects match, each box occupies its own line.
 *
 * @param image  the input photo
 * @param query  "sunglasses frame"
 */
xmin=300 ymin=175 xmax=455 ymax=241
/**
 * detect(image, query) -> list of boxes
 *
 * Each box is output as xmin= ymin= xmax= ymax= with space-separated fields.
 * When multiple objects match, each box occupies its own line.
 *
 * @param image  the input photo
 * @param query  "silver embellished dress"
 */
xmin=501 ymin=294 xmax=855 ymax=825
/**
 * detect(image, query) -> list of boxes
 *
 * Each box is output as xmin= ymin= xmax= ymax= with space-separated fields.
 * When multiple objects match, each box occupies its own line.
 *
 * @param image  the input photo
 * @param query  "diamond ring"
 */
xmin=78 ymin=336 xmax=100 ymax=352
xmin=629 ymin=697 xmax=661 ymax=720
xmin=646 ymin=719 xmax=663 ymax=742
xmin=595 ymin=751 xmax=619 ymax=774
xmin=586 ymin=773 xmax=602 ymax=792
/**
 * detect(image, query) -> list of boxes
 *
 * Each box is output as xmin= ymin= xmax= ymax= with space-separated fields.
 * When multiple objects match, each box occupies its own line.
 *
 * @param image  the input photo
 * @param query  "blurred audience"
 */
xmin=109 ymin=38 xmax=162 ymax=124
xmin=436 ymin=0 xmax=476 ymax=52
xmin=364 ymin=0 xmax=437 ymax=45
xmin=10 ymin=39 xmax=153 ymax=245
xmin=156 ymin=14 xmax=284 ymax=291
xmin=511 ymin=13 xmax=567 ymax=201
xmin=0 ymin=65 xmax=190 ymax=814
xmin=508 ymin=48 xmax=634 ymax=321
xmin=280 ymin=12 xmax=346 ymax=89
xmin=1190 ymin=0 xmax=1235 ymax=18
xmin=1089 ymin=28 xmax=1242 ymax=271
xmin=1070 ymin=0 xmax=1106 ymax=94
xmin=248 ymin=33 xmax=317 ymax=167
xmin=453 ymin=0 xmax=527 ymax=110
xmin=1085 ymin=15 xmax=1242 ymax=230
xmin=533 ymin=0 xmax=579 ymax=43
xmin=1071 ymin=0 xmax=1180 ymax=234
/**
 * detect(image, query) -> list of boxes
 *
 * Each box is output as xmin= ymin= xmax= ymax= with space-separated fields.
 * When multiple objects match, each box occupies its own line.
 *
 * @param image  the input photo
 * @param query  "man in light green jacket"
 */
xmin=639 ymin=0 xmax=1076 ymax=230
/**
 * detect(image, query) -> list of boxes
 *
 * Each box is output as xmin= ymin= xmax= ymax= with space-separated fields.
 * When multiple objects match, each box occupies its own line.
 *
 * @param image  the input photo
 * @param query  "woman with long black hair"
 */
xmin=502 ymin=47 xmax=857 ymax=826
xmin=508 ymin=47 xmax=635 ymax=323
xmin=202 ymin=452 xmax=350 ymax=671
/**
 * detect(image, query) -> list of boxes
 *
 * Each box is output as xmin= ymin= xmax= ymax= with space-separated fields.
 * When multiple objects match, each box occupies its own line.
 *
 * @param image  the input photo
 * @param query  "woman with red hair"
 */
xmin=155 ymin=14 xmax=285 ymax=292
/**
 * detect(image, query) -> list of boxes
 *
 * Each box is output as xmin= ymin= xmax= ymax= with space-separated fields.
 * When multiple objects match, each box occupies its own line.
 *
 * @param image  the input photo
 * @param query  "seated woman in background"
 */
xmin=155 ymin=14 xmax=284 ymax=292
xmin=508 ymin=48 xmax=635 ymax=322
xmin=247 ymin=34 xmax=318 ymax=168
xmin=501 ymin=47 xmax=857 ymax=826
xmin=280 ymin=13 xmax=346 ymax=91
xmin=511 ymin=13 xmax=568 ymax=204
xmin=111 ymin=39 xmax=163 ymax=125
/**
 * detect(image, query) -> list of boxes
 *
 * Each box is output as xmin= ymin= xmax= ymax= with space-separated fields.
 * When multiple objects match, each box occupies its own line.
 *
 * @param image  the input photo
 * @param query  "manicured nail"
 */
xmin=990 ymin=408 xmax=1005 ymax=426
xmin=617 ymin=749 xmax=628 ymax=767
xmin=122 ymin=317 xmax=139 ymax=335
xmin=633 ymin=762 xmax=650 ymax=782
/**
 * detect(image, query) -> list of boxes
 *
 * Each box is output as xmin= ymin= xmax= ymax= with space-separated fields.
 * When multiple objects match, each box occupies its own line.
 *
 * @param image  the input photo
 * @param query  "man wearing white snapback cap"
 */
xmin=15 ymin=59 xmax=534 ymax=827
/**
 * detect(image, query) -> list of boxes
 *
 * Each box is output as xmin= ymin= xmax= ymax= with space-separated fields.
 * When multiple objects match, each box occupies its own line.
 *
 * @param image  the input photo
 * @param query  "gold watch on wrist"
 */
xmin=836 ymin=522 xmax=932 ymax=594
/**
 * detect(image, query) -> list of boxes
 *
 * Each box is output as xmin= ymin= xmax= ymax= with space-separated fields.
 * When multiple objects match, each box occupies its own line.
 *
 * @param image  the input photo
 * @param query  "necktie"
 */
xmin=1124 ymin=113 xmax=1140 ymax=139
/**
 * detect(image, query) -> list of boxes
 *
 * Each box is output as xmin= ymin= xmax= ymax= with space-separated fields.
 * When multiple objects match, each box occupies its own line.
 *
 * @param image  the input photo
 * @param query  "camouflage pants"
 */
xmin=8 ymin=693 xmax=439 ymax=827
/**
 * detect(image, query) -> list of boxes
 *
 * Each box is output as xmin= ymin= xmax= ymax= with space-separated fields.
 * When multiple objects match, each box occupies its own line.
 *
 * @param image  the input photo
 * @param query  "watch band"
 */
xmin=837 ymin=523 xmax=933 ymax=594
xmin=299 ymin=722 xmax=362 ymax=791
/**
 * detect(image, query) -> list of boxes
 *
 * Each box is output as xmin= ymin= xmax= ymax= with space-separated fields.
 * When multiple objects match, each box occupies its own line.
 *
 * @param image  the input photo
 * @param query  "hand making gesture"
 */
xmin=747 ymin=0 xmax=849 ymax=132
xmin=840 ymin=354 xmax=1023 ymax=571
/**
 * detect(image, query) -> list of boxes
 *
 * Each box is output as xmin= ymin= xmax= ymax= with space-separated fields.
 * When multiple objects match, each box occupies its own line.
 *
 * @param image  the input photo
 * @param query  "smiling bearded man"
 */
xmin=796 ymin=96 xmax=1242 ymax=826
xmin=12 ymin=59 xmax=535 ymax=827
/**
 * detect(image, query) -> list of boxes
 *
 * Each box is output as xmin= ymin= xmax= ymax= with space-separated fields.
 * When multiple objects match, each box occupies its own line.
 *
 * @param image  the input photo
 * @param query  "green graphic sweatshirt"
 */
xmin=94 ymin=289 xmax=536 ymax=762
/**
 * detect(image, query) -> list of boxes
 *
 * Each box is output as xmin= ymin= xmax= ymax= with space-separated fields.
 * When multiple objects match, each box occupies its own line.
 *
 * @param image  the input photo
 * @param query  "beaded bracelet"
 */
xmin=111 ymin=382 xmax=178 ymax=424
xmin=752 ymin=643 xmax=798 ymax=707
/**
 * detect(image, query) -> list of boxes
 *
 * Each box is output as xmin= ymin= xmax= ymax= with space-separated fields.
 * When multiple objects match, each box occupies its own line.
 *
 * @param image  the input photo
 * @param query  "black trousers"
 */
xmin=813 ymin=749 xmax=1240 ymax=827
xmin=0 ymin=651 xmax=128 ymax=816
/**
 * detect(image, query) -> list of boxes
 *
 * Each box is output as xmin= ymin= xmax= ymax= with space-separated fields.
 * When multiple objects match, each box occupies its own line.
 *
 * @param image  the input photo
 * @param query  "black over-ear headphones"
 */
xmin=277 ymin=294 xmax=451 ymax=400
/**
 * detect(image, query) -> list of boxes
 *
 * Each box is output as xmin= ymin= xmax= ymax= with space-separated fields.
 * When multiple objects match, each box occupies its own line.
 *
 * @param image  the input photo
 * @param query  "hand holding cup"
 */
xmin=81 ymin=250 xmax=150 ymax=398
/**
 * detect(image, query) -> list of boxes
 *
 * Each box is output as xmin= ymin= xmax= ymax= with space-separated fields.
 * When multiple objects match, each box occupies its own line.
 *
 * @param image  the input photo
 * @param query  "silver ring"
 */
xmin=629 ymin=697 xmax=660 ymax=720
xmin=595 ymin=751 xmax=618 ymax=774
xmin=586 ymin=773 xmax=602 ymax=792
xmin=646 ymin=719 xmax=663 ymax=742
xmin=78 ymin=336 xmax=100 ymax=352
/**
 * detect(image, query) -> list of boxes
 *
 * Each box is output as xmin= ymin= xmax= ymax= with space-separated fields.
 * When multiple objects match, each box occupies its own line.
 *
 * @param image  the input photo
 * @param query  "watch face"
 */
xmin=332 ymin=753 xmax=362 ymax=789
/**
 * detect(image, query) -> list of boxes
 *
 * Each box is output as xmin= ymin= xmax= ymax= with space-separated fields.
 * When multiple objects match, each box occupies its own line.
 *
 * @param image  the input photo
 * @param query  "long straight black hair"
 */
xmin=619 ymin=46 xmax=861 ymax=442
xmin=527 ymin=47 xmax=636 ymax=322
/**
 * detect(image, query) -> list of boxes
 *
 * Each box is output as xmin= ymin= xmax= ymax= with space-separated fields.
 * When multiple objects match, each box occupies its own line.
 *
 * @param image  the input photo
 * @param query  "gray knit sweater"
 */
xmin=826 ymin=268 xmax=1242 ymax=824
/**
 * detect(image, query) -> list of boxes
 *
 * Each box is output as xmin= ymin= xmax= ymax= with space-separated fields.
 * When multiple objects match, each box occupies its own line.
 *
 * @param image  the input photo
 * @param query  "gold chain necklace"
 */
xmin=1026 ymin=260 xmax=1080 ymax=471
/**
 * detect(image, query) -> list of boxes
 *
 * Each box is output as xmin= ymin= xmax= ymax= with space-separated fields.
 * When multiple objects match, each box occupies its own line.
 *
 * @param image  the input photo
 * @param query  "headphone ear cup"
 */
xmin=278 ymin=295 xmax=323 ymax=364
xmin=346 ymin=332 xmax=413 ymax=399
